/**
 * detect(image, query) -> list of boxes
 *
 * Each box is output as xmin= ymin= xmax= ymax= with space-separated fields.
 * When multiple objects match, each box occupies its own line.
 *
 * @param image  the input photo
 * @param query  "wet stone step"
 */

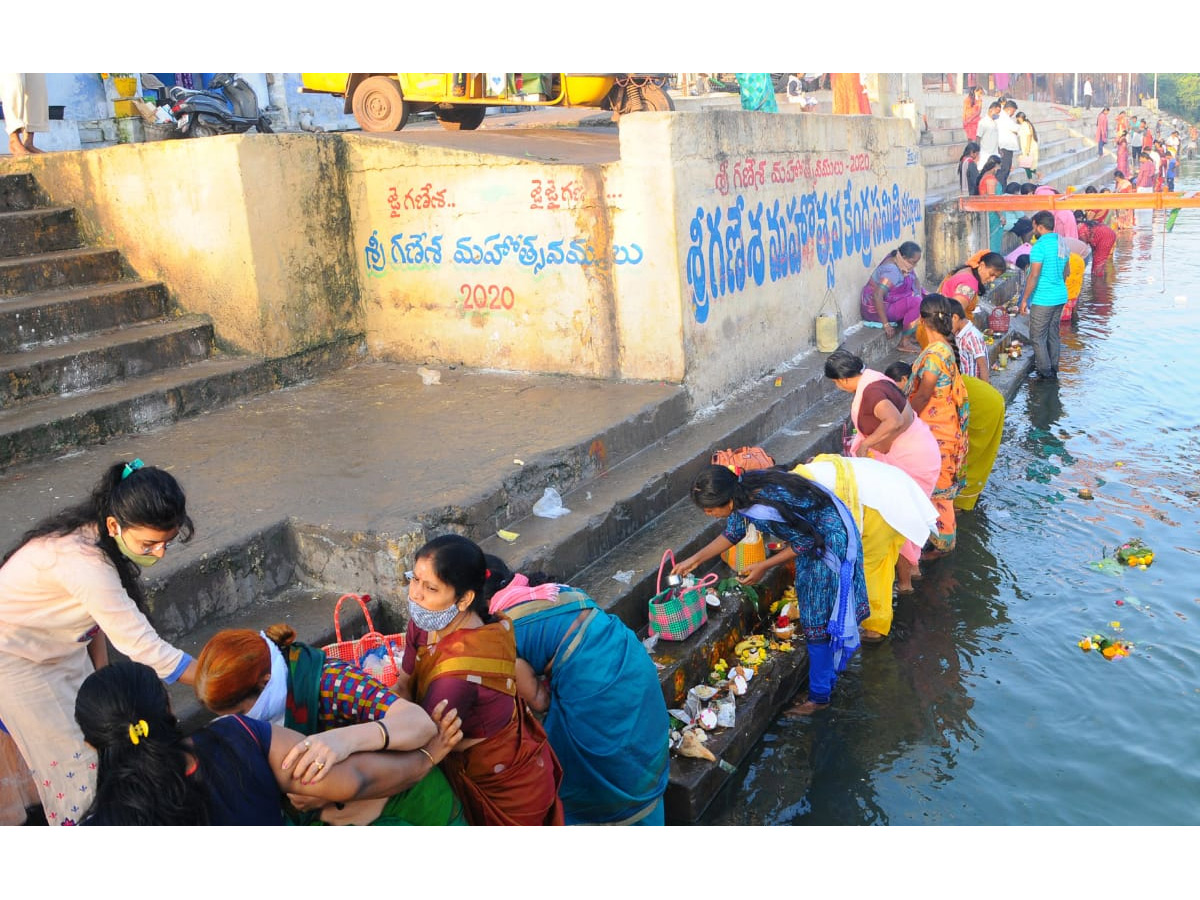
xmin=0 ymin=173 xmax=39 ymax=212
xmin=0 ymin=207 xmax=80 ymax=259
xmin=0 ymin=316 xmax=214 ymax=408
xmin=0 ymin=281 xmax=169 ymax=352
xmin=0 ymin=355 xmax=275 ymax=470
xmin=0 ymin=247 xmax=126 ymax=297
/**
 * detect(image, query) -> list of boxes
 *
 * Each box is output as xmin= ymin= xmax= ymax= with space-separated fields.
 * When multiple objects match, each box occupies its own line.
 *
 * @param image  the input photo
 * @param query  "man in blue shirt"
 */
xmin=1018 ymin=211 xmax=1070 ymax=380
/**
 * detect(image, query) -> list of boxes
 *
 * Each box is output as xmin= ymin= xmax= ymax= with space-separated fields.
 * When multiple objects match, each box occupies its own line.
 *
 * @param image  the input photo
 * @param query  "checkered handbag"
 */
xmin=322 ymin=593 xmax=405 ymax=687
xmin=647 ymin=550 xmax=717 ymax=641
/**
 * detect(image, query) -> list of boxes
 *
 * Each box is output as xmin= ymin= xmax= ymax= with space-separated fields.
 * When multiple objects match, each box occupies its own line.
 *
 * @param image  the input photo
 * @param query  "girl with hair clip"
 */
xmin=907 ymin=295 xmax=970 ymax=557
xmin=394 ymin=534 xmax=564 ymax=825
xmin=673 ymin=465 xmax=869 ymax=715
xmin=479 ymin=556 xmax=669 ymax=825
xmin=193 ymin=624 xmax=464 ymax=825
xmin=74 ymin=661 xmax=462 ymax=825
xmin=0 ymin=459 xmax=197 ymax=825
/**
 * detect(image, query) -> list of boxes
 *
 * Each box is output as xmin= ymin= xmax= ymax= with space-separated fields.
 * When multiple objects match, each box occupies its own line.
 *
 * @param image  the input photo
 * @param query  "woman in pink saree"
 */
xmin=825 ymin=349 xmax=940 ymax=592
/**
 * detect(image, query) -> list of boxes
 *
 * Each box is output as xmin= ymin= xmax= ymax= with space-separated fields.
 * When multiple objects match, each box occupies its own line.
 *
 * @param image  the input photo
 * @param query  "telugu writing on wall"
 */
xmin=686 ymin=179 xmax=924 ymax=324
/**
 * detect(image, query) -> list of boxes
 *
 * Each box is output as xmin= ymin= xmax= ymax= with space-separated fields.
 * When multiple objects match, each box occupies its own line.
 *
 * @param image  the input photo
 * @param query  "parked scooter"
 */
xmin=141 ymin=73 xmax=273 ymax=137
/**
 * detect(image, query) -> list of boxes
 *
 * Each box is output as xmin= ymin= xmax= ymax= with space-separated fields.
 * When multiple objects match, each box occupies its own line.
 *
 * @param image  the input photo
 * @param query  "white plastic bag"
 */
xmin=532 ymin=487 xmax=571 ymax=518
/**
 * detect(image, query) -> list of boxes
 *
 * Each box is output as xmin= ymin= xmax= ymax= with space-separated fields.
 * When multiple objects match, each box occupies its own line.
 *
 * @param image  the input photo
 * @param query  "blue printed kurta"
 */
xmin=723 ymin=484 xmax=869 ymax=642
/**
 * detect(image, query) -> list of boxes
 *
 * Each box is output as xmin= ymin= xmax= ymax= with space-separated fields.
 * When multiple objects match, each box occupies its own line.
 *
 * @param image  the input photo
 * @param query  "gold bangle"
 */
xmin=417 ymin=747 xmax=436 ymax=767
xmin=376 ymin=719 xmax=390 ymax=751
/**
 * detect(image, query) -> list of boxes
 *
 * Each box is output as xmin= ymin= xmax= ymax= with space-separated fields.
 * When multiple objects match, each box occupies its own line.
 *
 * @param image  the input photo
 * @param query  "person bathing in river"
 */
xmin=674 ymin=465 xmax=868 ymax=715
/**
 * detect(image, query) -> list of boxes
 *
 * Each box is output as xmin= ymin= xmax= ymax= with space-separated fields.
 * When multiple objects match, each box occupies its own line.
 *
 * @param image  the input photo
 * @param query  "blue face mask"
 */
xmin=408 ymin=598 xmax=462 ymax=633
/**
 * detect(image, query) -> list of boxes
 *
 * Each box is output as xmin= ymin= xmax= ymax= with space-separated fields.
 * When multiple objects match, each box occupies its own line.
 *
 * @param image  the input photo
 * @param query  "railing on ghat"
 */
xmin=959 ymin=192 xmax=1200 ymax=212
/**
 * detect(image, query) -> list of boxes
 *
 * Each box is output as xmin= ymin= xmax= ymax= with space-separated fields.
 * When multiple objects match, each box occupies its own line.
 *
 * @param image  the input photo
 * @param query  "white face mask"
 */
xmin=407 ymin=598 xmax=463 ymax=633
xmin=245 ymin=634 xmax=288 ymax=725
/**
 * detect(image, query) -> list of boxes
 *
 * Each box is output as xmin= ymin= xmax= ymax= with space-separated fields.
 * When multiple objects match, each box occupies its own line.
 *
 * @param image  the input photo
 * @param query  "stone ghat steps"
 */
xmin=0 ymin=316 xmax=216 ymax=408
xmin=141 ymin=326 xmax=889 ymax=824
xmin=0 ymin=172 xmax=38 ymax=213
xmin=0 ymin=247 xmax=128 ymax=298
xmin=0 ymin=172 xmax=296 ymax=470
xmin=474 ymin=326 xmax=885 ymax=613
xmin=0 ymin=281 xmax=169 ymax=352
xmin=0 ymin=355 xmax=280 ymax=470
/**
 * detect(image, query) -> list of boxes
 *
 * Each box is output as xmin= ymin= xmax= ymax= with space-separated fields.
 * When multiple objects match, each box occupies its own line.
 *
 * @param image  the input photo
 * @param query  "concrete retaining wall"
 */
xmin=11 ymin=109 xmax=925 ymax=407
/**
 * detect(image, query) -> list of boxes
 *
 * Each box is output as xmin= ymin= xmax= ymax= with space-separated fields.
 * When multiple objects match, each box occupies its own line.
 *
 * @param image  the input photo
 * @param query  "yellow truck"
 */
xmin=300 ymin=73 xmax=673 ymax=132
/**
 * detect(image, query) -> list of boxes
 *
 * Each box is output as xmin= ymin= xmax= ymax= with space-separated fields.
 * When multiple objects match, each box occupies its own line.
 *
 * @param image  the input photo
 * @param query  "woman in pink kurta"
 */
xmin=0 ymin=460 xmax=196 ymax=824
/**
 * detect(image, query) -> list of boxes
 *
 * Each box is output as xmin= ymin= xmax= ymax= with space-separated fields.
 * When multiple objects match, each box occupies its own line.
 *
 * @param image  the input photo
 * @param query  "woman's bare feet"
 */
xmin=786 ymin=698 xmax=830 ymax=716
xmin=22 ymin=133 xmax=43 ymax=154
xmin=896 ymin=338 xmax=921 ymax=353
xmin=8 ymin=132 xmax=32 ymax=156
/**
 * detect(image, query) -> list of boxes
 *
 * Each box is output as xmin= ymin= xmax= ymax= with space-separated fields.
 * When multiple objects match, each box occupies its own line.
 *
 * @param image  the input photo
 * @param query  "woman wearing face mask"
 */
xmin=395 ymin=534 xmax=564 ymax=825
xmin=193 ymin=624 xmax=465 ymax=825
xmin=0 ymin=459 xmax=196 ymax=825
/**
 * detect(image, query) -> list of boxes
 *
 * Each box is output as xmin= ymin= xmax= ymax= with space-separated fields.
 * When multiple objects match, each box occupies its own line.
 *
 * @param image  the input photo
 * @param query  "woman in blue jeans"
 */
xmin=1018 ymin=210 xmax=1070 ymax=379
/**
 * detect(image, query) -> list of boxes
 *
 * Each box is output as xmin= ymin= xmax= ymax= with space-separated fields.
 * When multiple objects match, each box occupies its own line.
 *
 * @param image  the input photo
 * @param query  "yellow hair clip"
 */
xmin=128 ymin=719 xmax=149 ymax=745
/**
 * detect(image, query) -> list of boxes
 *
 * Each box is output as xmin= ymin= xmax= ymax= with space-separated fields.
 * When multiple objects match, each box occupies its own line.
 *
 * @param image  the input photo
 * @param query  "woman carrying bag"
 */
xmin=673 ymin=465 xmax=868 ymax=715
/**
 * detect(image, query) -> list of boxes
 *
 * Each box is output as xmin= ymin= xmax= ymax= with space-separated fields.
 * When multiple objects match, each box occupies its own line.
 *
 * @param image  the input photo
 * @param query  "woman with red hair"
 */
xmin=195 ymin=623 xmax=464 ymax=825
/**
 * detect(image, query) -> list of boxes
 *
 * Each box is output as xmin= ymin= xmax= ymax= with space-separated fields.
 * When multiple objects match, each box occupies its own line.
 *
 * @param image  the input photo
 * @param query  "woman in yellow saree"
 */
xmin=907 ymin=295 xmax=970 ymax=556
xmin=792 ymin=456 xmax=937 ymax=642
xmin=955 ymin=375 xmax=1005 ymax=511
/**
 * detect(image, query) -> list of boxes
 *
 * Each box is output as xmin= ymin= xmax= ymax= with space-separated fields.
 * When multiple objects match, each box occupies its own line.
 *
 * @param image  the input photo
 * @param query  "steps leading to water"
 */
xmin=0 ymin=172 xmax=351 ymax=470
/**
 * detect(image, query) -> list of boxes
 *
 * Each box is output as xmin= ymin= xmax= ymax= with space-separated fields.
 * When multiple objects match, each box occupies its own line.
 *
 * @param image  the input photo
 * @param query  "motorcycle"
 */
xmin=141 ymin=73 xmax=273 ymax=137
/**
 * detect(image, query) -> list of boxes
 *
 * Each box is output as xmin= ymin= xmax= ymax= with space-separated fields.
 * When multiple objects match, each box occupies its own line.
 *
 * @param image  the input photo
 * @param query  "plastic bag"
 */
xmin=532 ymin=487 xmax=571 ymax=518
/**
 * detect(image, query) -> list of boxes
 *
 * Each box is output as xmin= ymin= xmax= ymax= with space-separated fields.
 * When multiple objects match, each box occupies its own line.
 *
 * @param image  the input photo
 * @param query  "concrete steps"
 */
xmin=135 ymin=324 xmax=889 ymax=822
xmin=0 ymin=281 xmax=169 ymax=351
xmin=0 ymin=317 xmax=216 ymax=406
xmin=0 ymin=247 xmax=128 ymax=297
xmin=0 ymin=172 xmax=293 ymax=470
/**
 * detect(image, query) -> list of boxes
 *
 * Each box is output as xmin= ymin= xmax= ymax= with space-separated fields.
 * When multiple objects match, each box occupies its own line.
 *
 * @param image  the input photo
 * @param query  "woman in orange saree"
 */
xmin=398 ymin=534 xmax=564 ymax=826
xmin=908 ymin=295 xmax=970 ymax=556
xmin=832 ymin=73 xmax=871 ymax=114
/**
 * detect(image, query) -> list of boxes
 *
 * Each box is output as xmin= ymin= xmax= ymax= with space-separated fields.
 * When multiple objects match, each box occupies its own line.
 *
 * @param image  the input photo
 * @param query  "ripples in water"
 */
xmin=703 ymin=166 xmax=1200 ymax=826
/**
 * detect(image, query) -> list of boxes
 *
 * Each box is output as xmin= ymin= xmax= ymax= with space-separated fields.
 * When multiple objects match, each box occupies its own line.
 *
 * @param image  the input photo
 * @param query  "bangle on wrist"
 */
xmin=376 ymin=719 xmax=390 ymax=751
xmin=417 ymin=746 xmax=436 ymax=767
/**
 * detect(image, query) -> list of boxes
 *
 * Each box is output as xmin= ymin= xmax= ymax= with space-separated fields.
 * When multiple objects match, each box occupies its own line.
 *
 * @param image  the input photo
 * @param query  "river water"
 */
xmin=702 ymin=162 xmax=1200 ymax=826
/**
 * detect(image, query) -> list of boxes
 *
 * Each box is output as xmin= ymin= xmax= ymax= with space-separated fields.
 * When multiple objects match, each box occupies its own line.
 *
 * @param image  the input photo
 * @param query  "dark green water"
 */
xmin=703 ymin=164 xmax=1200 ymax=826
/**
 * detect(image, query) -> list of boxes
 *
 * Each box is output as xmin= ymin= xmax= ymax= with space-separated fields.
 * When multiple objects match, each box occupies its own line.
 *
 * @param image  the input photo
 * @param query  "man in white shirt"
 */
xmin=996 ymin=100 xmax=1022 ymax=188
xmin=978 ymin=100 xmax=1001 ymax=168
xmin=1083 ymin=78 xmax=1093 ymax=110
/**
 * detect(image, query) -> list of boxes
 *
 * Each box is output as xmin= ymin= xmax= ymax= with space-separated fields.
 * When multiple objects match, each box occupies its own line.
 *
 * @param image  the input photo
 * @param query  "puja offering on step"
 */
xmin=773 ymin=614 xmax=795 ymax=641
xmin=675 ymin=728 xmax=716 ymax=762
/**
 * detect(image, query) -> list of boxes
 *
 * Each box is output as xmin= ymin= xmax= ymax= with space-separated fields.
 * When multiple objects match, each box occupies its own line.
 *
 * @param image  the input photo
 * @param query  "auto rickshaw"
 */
xmin=300 ymin=73 xmax=673 ymax=132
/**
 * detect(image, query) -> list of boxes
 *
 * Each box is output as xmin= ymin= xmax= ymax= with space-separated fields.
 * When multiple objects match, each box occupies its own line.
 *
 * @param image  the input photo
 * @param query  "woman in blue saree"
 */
xmin=674 ymin=465 xmax=869 ymax=715
xmin=482 ymin=559 xmax=670 ymax=825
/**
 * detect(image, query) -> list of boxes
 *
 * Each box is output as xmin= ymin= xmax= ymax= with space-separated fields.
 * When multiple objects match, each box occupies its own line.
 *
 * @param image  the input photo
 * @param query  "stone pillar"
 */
xmin=266 ymin=73 xmax=291 ymax=129
xmin=924 ymin=200 xmax=985 ymax=284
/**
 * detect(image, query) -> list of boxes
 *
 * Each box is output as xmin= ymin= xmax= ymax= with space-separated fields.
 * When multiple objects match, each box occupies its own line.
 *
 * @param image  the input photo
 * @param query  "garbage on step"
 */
xmin=1115 ymin=538 xmax=1155 ymax=568
xmin=613 ymin=569 xmax=635 ymax=585
xmin=417 ymin=366 xmax=441 ymax=385
xmin=496 ymin=529 xmax=520 ymax=543
xmin=532 ymin=487 xmax=571 ymax=518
